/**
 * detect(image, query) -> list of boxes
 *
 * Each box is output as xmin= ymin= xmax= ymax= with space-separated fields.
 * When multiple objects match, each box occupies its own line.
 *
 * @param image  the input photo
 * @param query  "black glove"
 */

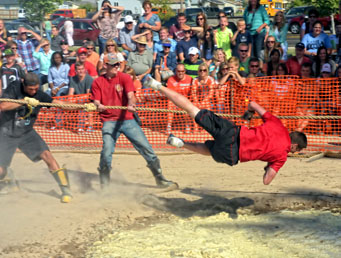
xmin=241 ymin=110 xmax=255 ymax=121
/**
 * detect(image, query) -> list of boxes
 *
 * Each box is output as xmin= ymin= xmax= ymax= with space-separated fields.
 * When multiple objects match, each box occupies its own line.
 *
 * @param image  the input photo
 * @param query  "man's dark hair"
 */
xmin=312 ymin=20 xmax=322 ymax=28
xmin=75 ymin=62 xmax=85 ymax=69
xmin=290 ymin=131 xmax=308 ymax=150
xmin=249 ymin=57 xmax=260 ymax=64
xmin=24 ymin=73 xmax=39 ymax=86
xmin=301 ymin=62 xmax=312 ymax=69
xmin=308 ymin=9 xmax=319 ymax=18
xmin=177 ymin=12 xmax=186 ymax=18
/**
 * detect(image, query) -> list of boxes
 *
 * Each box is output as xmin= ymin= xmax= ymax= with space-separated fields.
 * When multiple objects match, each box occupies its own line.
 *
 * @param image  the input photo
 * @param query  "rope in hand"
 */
xmin=0 ymin=98 xmax=340 ymax=120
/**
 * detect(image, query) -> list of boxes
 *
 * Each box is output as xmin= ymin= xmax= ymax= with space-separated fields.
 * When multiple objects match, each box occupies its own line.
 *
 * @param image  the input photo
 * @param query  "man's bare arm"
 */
xmin=248 ymin=101 xmax=266 ymax=117
xmin=263 ymin=166 xmax=277 ymax=185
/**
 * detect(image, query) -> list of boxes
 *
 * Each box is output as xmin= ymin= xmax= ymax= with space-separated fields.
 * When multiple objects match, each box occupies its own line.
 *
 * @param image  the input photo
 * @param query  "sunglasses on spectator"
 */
xmin=197 ymin=17 xmax=204 ymax=20
xmin=199 ymin=69 xmax=207 ymax=72
xmin=11 ymin=47 xmax=17 ymax=49
xmin=267 ymin=41 xmax=275 ymax=43
xmin=106 ymin=62 xmax=120 ymax=68
xmin=250 ymin=65 xmax=259 ymax=68
xmin=107 ymin=45 xmax=115 ymax=47
xmin=218 ymin=15 xmax=225 ymax=18
xmin=184 ymin=30 xmax=191 ymax=33
xmin=222 ymin=67 xmax=228 ymax=70
xmin=239 ymin=49 xmax=248 ymax=52
xmin=87 ymin=47 xmax=94 ymax=50
xmin=163 ymin=46 xmax=171 ymax=48
xmin=177 ymin=70 xmax=185 ymax=73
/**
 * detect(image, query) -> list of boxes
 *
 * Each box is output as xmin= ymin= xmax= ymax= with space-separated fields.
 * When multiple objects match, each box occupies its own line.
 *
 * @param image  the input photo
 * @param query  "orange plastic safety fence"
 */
xmin=34 ymin=76 xmax=340 ymax=152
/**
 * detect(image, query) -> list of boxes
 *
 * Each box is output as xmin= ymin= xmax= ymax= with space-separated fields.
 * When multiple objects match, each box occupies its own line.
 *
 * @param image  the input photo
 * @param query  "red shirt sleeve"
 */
xmin=121 ymin=72 xmax=135 ymax=94
xmin=85 ymin=61 xmax=98 ymax=77
xmin=68 ymin=64 xmax=76 ymax=77
xmin=268 ymin=154 xmax=287 ymax=172
xmin=90 ymin=77 xmax=101 ymax=101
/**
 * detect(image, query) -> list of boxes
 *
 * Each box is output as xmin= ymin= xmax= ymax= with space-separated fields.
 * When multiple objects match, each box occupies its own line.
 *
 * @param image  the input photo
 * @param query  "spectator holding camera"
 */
xmin=92 ymin=0 xmax=124 ymax=55
xmin=243 ymin=0 xmax=270 ymax=59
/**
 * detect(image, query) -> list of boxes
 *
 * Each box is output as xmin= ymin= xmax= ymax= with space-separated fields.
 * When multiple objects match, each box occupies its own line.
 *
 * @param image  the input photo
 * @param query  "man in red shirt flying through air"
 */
xmin=144 ymin=79 xmax=307 ymax=185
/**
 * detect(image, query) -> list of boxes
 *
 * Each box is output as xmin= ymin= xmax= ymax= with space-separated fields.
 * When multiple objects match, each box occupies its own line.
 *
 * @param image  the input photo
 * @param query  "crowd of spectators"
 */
xmin=0 ymin=0 xmax=340 ymax=129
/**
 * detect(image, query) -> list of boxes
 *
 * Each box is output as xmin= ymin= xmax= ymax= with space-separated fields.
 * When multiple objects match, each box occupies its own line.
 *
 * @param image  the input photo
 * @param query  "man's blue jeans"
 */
xmin=251 ymin=31 xmax=266 ymax=59
xmin=99 ymin=119 xmax=158 ymax=170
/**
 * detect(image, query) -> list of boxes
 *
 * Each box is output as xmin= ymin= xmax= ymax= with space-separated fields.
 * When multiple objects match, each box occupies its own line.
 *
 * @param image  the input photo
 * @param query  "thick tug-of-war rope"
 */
xmin=1 ymin=98 xmax=340 ymax=120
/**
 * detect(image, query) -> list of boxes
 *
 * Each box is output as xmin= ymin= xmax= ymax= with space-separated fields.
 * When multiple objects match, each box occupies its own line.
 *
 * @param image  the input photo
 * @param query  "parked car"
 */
xmin=51 ymin=9 xmax=74 ymax=20
xmin=285 ymin=6 xmax=320 ymax=34
xmin=223 ymin=7 xmax=234 ymax=17
xmin=57 ymin=19 xmax=100 ymax=45
xmin=5 ymin=21 xmax=41 ymax=39
xmin=51 ymin=16 xmax=66 ymax=26
xmin=285 ymin=6 xmax=315 ymax=21
xmin=287 ymin=7 xmax=339 ymax=34
xmin=202 ymin=6 xmax=221 ymax=19
xmin=162 ymin=16 xmax=196 ymax=28
xmin=184 ymin=7 xmax=205 ymax=19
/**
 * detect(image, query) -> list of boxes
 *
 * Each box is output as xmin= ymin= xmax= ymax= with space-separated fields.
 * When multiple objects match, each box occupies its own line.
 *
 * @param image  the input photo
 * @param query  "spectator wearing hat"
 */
xmin=119 ymin=15 xmax=138 ymax=58
xmin=286 ymin=42 xmax=311 ymax=77
xmin=84 ymin=41 xmax=99 ymax=68
xmin=60 ymin=39 xmax=76 ymax=64
xmin=7 ymin=41 xmax=26 ymax=71
xmin=132 ymin=29 xmax=154 ymax=53
xmin=184 ymin=47 xmax=203 ymax=79
xmin=16 ymin=27 xmax=41 ymax=74
xmin=0 ymin=48 xmax=25 ymax=96
xmin=320 ymin=63 xmax=332 ymax=78
xmin=127 ymin=35 xmax=153 ymax=83
xmin=91 ymin=55 xmax=177 ymax=189
xmin=154 ymin=39 xmax=177 ymax=83
xmin=177 ymin=28 xmax=198 ymax=62
xmin=153 ymin=27 xmax=177 ymax=61
xmin=50 ymin=26 xmax=65 ymax=52
xmin=33 ymin=39 xmax=54 ymax=89
xmin=68 ymin=47 xmax=98 ymax=79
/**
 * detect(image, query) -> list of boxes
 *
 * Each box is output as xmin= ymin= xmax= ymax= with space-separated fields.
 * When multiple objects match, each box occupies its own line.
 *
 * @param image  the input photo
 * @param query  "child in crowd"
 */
xmin=231 ymin=19 xmax=252 ymax=58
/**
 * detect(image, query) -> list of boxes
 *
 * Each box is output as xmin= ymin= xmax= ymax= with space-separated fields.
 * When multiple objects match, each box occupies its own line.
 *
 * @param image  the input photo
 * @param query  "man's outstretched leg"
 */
xmin=167 ymin=134 xmax=211 ymax=155
xmin=144 ymin=78 xmax=200 ymax=119
xmin=144 ymin=82 xmax=212 ymax=156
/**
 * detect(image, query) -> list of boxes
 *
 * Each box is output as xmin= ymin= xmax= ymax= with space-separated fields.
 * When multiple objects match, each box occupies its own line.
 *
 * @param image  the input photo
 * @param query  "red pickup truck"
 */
xmin=289 ymin=14 xmax=340 ymax=34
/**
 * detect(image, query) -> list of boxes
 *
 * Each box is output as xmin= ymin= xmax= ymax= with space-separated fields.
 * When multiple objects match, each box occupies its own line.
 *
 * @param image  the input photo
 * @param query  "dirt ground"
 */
xmin=0 ymin=151 xmax=341 ymax=258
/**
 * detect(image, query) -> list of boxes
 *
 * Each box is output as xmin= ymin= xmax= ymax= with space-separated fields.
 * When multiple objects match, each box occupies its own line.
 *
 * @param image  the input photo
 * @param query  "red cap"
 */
xmin=77 ymin=47 xmax=87 ymax=54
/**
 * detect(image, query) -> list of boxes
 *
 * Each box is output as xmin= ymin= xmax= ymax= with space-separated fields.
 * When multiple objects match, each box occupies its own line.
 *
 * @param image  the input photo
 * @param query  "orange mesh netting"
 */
xmin=29 ymin=76 xmax=340 ymax=152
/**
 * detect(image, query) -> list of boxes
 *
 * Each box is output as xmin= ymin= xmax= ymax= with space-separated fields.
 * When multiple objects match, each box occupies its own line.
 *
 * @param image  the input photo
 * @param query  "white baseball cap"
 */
xmin=188 ymin=47 xmax=200 ymax=56
xmin=321 ymin=63 xmax=331 ymax=73
xmin=124 ymin=15 xmax=134 ymax=23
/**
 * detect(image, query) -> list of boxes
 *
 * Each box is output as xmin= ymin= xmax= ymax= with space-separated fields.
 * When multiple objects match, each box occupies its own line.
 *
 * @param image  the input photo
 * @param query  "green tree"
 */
xmin=287 ymin=0 xmax=338 ymax=16
xmin=19 ymin=0 xmax=63 ymax=22
xmin=78 ymin=3 xmax=96 ymax=13
xmin=150 ymin=0 xmax=176 ymax=22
